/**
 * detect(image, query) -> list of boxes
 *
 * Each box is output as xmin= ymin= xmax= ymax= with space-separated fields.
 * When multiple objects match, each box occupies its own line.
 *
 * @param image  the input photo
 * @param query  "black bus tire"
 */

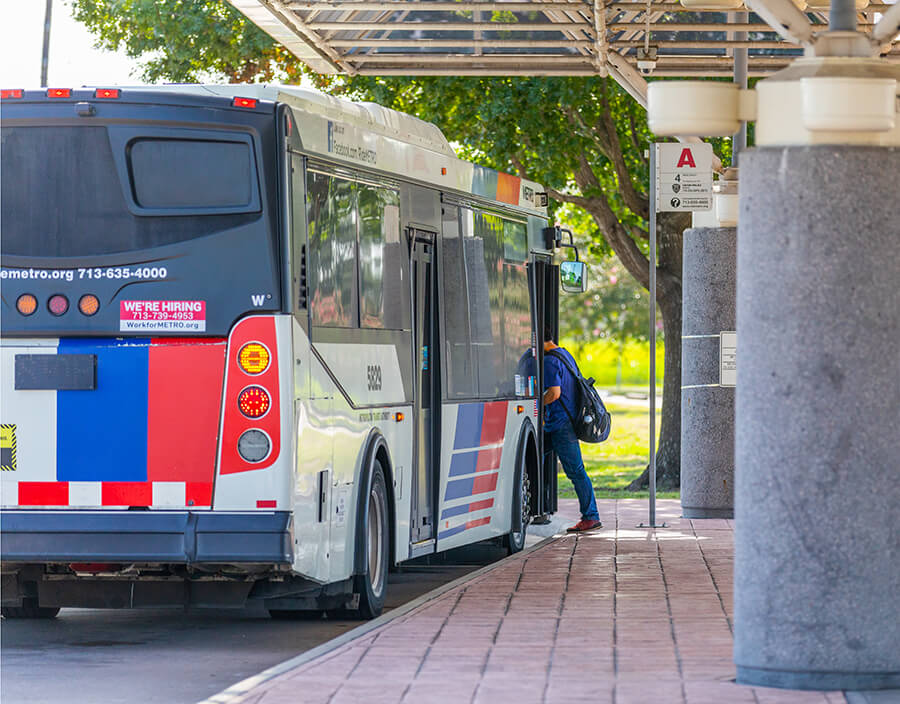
xmin=349 ymin=459 xmax=390 ymax=620
xmin=503 ymin=432 xmax=532 ymax=555
xmin=1 ymin=598 xmax=60 ymax=620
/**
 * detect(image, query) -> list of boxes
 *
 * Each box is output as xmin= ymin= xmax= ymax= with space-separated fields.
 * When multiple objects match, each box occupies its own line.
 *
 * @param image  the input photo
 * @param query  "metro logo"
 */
xmin=676 ymin=148 xmax=697 ymax=168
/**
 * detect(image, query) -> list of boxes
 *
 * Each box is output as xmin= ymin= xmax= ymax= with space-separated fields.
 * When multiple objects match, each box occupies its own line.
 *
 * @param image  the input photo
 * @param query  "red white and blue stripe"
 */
xmin=438 ymin=401 xmax=507 ymax=540
xmin=12 ymin=337 xmax=225 ymax=508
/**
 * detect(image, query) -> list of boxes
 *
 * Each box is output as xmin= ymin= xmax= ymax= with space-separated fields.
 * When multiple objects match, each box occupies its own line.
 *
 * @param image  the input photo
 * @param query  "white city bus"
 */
xmin=0 ymin=84 xmax=568 ymax=619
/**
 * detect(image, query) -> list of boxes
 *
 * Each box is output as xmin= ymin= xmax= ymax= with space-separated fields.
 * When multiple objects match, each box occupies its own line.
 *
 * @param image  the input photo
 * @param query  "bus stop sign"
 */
xmin=655 ymin=143 xmax=713 ymax=212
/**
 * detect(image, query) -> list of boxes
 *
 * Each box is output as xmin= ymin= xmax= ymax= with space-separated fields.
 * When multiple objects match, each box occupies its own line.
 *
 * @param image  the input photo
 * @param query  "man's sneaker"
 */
xmin=566 ymin=519 xmax=602 ymax=533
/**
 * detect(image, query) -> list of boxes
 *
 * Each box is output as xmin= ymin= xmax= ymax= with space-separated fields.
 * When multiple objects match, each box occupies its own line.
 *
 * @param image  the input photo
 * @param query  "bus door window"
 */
xmin=410 ymin=229 xmax=437 ymax=543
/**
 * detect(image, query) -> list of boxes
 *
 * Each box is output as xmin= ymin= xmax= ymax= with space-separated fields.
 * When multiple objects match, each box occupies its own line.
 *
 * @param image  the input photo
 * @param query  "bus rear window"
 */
xmin=129 ymin=139 xmax=254 ymax=210
xmin=0 ymin=126 xmax=261 ymax=257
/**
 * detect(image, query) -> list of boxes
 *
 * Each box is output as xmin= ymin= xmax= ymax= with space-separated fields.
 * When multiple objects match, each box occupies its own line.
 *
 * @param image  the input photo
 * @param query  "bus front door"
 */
xmin=410 ymin=229 xmax=439 ymax=546
xmin=529 ymin=257 xmax=559 ymax=518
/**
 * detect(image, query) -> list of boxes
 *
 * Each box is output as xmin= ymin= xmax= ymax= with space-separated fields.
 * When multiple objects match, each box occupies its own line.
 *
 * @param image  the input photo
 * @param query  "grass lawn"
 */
xmin=557 ymin=403 xmax=680 ymax=500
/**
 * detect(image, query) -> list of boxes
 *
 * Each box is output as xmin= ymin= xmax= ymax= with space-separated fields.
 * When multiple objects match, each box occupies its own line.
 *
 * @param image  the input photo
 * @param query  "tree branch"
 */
xmin=598 ymin=109 xmax=649 ymax=220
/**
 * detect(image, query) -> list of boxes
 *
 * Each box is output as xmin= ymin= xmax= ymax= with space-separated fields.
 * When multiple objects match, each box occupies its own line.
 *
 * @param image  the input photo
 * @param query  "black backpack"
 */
xmin=546 ymin=349 xmax=611 ymax=443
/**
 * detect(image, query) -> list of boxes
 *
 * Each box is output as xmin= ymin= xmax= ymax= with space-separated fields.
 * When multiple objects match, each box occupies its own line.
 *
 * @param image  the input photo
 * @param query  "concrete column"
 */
xmin=681 ymin=227 xmax=736 ymax=519
xmin=734 ymin=146 xmax=900 ymax=690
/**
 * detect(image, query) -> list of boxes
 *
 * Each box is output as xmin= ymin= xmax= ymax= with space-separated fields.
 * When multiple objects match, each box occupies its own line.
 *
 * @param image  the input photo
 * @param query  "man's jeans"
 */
xmin=547 ymin=421 xmax=600 ymax=522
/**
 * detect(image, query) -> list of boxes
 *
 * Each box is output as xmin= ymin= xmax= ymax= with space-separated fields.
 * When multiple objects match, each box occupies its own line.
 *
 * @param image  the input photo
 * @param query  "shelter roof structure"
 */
xmin=230 ymin=0 xmax=899 ymax=97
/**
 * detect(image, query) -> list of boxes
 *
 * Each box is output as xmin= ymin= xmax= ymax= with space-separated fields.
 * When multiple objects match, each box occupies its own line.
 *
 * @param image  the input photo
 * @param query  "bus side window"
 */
xmin=441 ymin=206 xmax=474 ymax=398
xmin=358 ymin=185 xmax=403 ymax=330
xmin=307 ymin=172 xmax=358 ymax=328
xmin=463 ymin=210 xmax=534 ymax=400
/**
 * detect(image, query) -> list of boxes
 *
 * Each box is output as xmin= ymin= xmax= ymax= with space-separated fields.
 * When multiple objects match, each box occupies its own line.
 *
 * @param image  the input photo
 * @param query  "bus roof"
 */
xmin=60 ymin=83 xmax=548 ymax=215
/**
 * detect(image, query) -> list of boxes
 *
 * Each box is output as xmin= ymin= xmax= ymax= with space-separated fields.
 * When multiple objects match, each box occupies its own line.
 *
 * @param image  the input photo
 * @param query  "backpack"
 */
xmin=546 ymin=349 xmax=611 ymax=443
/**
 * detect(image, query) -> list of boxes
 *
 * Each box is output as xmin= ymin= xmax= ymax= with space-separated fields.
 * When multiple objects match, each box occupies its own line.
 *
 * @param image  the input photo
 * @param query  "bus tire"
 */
xmin=503 ymin=428 xmax=533 ymax=555
xmin=350 ymin=459 xmax=390 ymax=620
xmin=1 ymin=598 xmax=60 ymax=620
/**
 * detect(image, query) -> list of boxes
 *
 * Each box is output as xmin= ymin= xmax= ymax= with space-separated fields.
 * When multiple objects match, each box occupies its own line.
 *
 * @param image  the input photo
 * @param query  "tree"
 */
xmin=72 ymin=0 xmax=731 ymax=489
xmin=71 ymin=0 xmax=305 ymax=83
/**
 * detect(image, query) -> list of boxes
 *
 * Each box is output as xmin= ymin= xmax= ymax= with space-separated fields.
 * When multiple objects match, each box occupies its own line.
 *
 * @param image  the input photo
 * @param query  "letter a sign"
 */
xmin=655 ymin=143 xmax=713 ymax=212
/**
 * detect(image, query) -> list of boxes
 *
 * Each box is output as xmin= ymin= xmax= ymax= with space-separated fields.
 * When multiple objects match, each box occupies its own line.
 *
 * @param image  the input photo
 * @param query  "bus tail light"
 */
xmin=78 ymin=294 xmax=100 ymax=316
xmin=219 ymin=316 xmax=282 ymax=476
xmin=1 ymin=89 xmax=23 ymax=99
xmin=237 ymin=430 xmax=271 ymax=463
xmin=94 ymin=88 xmax=119 ymax=99
xmin=232 ymin=97 xmax=257 ymax=108
xmin=16 ymin=294 xmax=37 ymax=316
xmin=47 ymin=88 xmax=71 ymax=98
xmin=48 ymin=294 xmax=69 ymax=316
xmin=238 ymin=386 xmax=270 ymax=418
xmin=238 ymin=343 xmax=270 ymax=374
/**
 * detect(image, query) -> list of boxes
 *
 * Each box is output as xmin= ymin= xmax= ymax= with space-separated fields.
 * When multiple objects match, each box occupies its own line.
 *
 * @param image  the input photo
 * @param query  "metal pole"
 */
xmin=649 ymin=144 xmax=657 ymax=528
xmin=830 ymin=0 xmax=857 ymax=32
xmin=41 ymin=0 xmax=53 ymax=87
xmin=732 ymin=11 xmax=748 ymax=167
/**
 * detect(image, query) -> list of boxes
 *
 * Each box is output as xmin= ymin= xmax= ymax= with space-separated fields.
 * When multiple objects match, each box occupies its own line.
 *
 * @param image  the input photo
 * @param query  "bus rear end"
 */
xmin=0 ymin=88 xmax=295 ymax=613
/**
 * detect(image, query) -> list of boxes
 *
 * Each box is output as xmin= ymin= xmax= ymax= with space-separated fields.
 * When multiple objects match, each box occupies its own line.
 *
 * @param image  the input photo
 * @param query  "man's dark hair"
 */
xmin=543 ymin=321 xmax=556 ymax=343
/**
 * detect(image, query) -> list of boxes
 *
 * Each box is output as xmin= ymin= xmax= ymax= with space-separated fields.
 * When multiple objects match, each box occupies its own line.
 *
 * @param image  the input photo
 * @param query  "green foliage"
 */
xmin=557 ymin=403 xmax=678 ymax=499
xmin=560 ymin=254 xmax=653 ymax=343
xmin=333 ymin=74 xmax=653 ymax=228
xmin=70 ymin=0 xmax=305 ymax=83
xmin=562 ymin=338 xmax=664 ymax=388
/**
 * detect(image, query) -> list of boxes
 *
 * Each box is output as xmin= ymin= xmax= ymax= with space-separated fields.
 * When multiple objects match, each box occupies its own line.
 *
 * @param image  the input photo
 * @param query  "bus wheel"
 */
xmin=504 ymin=440 xmax=531 ymax=555
xmin=352 ymin=460 xmax=390 ymax=620
xmin=1 ymin=598 xmax=60 ymax=619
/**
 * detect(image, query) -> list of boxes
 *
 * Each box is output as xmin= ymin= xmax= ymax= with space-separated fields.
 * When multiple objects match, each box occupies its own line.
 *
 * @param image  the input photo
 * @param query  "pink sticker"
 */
xmin=120 ymin=300 xmax=206 ymax=332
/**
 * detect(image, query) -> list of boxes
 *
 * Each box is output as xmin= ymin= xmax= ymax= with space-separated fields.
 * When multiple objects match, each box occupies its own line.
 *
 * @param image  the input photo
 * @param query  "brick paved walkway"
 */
xmin=228 ymin=500 xmax=846 ymax=704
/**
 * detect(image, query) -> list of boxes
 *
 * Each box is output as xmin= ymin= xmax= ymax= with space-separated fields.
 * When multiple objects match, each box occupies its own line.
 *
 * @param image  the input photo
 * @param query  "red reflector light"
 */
xmin=1 ymin=89 xmax=23 ymax=99
xmin=232 ymin=96 xmax=257 ymax=109
xmin=238 ymin=386 xmax=270 ymax=418
xmin=94 ymin=88 xmax=119 ymax=99
xmin=47 ymin=88 xmax=71 ymax=98
xmin=48 ymin=294 xmax=69 ymax=316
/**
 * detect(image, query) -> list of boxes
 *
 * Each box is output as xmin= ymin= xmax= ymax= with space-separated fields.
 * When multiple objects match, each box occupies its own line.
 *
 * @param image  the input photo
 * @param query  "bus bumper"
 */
xmin=0 ymin=510 xmax=293 ymax=565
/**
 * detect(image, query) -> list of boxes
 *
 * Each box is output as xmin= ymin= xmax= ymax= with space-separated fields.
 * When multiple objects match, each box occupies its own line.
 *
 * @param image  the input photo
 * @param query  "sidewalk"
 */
xmin=220 ymin=500 xmax=846 ymax=704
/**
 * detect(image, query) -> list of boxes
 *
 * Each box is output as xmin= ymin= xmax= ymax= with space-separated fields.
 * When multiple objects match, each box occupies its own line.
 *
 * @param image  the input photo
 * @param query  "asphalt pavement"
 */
xmin=0 ymin=528 xmax=566 ymax=704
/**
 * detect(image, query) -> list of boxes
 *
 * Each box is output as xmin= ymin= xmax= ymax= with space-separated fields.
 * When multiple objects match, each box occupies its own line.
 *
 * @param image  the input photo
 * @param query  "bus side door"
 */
xmin=410 ymin=228 xmax=439 ymax=545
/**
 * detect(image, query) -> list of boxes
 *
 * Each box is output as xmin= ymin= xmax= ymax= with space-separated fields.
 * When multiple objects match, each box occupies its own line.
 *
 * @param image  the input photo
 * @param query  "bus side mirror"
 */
xmin=560 ymin=261 xmax=587 ymax=293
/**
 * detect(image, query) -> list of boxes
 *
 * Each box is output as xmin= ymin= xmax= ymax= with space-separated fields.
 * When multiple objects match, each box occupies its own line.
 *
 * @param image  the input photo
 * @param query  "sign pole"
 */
xmin=641 ymin=141 xmax=713 ymax=528
xmin=649 ymin=144 xmax=658 ymax=529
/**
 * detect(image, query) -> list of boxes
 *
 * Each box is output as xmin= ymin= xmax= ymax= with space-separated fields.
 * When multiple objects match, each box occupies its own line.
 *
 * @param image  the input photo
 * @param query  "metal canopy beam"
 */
xmin=229 ymin=0 xmax=899 ymax=79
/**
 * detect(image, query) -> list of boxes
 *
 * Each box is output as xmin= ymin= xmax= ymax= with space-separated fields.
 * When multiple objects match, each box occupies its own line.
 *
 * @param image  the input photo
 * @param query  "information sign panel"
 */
xmin=655 ymin=143 xmax=713 ymax=212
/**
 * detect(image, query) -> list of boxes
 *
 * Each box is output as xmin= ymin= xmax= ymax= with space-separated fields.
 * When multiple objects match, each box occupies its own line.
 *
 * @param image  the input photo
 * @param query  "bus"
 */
xmin=0 ymin=84 xmax=571 ymax=620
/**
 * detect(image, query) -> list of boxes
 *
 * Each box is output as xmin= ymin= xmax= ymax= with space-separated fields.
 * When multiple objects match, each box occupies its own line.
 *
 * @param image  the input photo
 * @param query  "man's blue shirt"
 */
xmin=544 ymin=346 xmax=578 ymax=433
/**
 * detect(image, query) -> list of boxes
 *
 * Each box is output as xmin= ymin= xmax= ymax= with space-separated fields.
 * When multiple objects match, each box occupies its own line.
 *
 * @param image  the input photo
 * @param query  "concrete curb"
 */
xmin=197 ymin=531 xmax=565 ymax=704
